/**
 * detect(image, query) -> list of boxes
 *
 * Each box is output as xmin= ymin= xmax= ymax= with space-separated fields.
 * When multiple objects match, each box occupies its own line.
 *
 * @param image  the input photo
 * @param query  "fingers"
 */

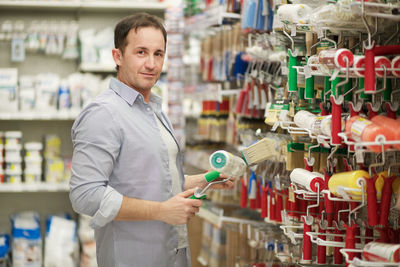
xmin=179 ymin=188 xmax=196 ymax=198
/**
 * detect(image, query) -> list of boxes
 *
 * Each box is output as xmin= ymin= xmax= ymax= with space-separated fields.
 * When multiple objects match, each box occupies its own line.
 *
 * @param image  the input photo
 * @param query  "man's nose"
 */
xmin=145 ymin=55 xmax=155 ymax=69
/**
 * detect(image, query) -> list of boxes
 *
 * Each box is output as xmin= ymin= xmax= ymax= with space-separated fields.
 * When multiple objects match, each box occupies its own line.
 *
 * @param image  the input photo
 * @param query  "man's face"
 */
xmin=113 ymin=27 xmax=165 ymax=92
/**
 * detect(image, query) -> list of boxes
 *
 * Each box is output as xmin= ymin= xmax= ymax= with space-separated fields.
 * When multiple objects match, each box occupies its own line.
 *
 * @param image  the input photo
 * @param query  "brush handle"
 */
xmin=240 ymin=178 xmax=248 ymax=208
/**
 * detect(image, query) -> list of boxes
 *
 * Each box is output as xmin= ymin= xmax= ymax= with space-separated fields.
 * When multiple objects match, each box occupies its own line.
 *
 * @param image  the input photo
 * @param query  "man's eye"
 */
xmin=137 ymin=51 xmax=145 ymax=55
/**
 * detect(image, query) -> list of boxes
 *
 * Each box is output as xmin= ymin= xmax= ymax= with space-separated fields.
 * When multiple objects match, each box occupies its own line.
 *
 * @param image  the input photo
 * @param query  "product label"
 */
xmin=351 ymin=118 xmax=372 ymax=141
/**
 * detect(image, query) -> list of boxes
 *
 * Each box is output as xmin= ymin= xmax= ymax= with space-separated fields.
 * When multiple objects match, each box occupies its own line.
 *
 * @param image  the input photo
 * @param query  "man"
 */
xmin=69 ymin=13 xmax=233 ymax=267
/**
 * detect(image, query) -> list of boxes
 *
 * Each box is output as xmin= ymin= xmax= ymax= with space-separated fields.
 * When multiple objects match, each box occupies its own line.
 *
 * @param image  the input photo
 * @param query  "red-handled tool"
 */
xmin=261 ymin=182 xmax=268 ymax=218
xmin=366 ymin=175 xmax=379 ymax=227
xmin=364 ymin=44 xmax=400 ymax=94
xmin=379 ymin=176 xmax=395 ymax=227
xmin=301 ymin=216 xmax=313 ymax=263
xmin=275 ymin=189 xmax=283 ymax=223
xmin=317 ymin=221 xmax=326 ymax=264
xmin=256 ymin=179 xmax=261 ymax=209
xmin=334 ymin=223 xmax=344 ymax=264
xmin=330 ymin=95 xmax=343 ymax=145
xmin=344 ymin=223 xmax=358 ymax=266
xmin=241 ymin=178 xmax=248 ymax=208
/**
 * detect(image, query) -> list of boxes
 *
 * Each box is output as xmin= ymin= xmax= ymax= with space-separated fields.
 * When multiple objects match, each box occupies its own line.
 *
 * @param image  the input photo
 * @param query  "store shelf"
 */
xmin=0 ymin=111 xmax=80 ymax=120
xmin=0 ymin=182 xmax=69 ymax=192
xmin=0 ymin=0 xmax=166 ymax=11
xmin=79 ymin=62 xmax=116 ymax=73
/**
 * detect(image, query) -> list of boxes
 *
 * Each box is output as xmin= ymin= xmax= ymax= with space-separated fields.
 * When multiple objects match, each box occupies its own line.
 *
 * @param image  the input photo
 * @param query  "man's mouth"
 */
xmin=141 ymin=73 xmax=156 ymax=77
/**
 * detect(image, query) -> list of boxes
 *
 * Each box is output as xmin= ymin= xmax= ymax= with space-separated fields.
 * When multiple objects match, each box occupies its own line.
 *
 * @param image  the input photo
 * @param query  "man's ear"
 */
xmin=112 ymin=48 xmax=122 ymax=67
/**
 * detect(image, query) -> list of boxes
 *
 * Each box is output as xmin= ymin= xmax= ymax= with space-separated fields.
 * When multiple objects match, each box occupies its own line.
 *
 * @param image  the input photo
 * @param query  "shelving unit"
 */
xmin=0 ymin=182 xmax=69 ymax=192
xmin=0 ymin=0 xmax=166 ymax=12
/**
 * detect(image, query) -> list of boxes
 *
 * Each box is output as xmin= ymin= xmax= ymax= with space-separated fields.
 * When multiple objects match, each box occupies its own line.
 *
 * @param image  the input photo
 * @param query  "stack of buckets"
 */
xmin=24 ymin=142 xmax=43 ymax=183
xmin=4 ymin=131 xmax=22 ymax=183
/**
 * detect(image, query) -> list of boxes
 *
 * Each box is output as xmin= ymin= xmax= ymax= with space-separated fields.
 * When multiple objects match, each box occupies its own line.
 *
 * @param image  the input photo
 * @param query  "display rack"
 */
xmin=0 ymin=0 xmax=166 ymax=11
xmin=0 ymin=111 xmax=80 ymax=120
xmin=0 ymin=182 xmax=69 ymax=192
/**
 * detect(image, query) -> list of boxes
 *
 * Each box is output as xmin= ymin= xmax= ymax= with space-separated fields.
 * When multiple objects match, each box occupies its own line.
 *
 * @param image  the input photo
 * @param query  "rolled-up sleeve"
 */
xmin=69 ymin=103 xmax=123 ymax=228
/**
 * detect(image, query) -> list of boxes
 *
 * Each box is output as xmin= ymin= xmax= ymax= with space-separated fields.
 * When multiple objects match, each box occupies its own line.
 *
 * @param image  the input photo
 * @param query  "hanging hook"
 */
xmin=327 ymin=145 xmax=339 ymax=173
xmin=361 ymin=0 xmax=373 ymax=49
xmin=282 ymin=28 xmax=294 ymax=52
xmin=368 ymin=150 xmax=386 ymax=177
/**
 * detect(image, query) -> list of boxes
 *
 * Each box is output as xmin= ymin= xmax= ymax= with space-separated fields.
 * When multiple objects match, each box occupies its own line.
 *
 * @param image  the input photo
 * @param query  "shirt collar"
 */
xmin=109 ymin=78 xmax=162 ymax=111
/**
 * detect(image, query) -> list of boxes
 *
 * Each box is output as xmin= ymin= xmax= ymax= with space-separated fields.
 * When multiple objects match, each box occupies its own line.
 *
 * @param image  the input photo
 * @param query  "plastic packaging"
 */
xmin=328 ymin=170 xmax=370 ymax=199
xmin=290 ymin=168 xmax=324 ymax=192
xmin=345 ymin=116 xmax=394 ymax=152
xmin=363 ymin=242 xmax=400 ymax=262
xmin=209 ymin=150 xmax=246 ymax=178
xmin=374 ymin=56 xmax=391 ymax=77
xmin=294 ymin=110 xmax=333 ymax=136
xmin=319 ymin=48 xmax=354 ymax=69
xmin=392 ymin=56 xmax=400 ymax=77
xmin=371 ymin=115 xmax=400 ymax=150
xmin=277 ymin=4 xmax=312 ymax=25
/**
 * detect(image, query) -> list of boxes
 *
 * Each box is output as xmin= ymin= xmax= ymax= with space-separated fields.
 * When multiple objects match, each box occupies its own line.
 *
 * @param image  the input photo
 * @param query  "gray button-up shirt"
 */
xmin=70 ymin=78 xmax=189 ymax=267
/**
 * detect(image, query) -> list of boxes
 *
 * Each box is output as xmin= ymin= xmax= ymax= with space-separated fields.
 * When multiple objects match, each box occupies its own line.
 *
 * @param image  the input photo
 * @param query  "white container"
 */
xmin=4 ymin=143 xmax=22 ymax=152
xmin=5 ymin=168 xmax=22 ymax=183
xmin=25 ymin=156 xmax=42 ymax=171
xmin=24 ymin=142 xmax=43 ymax=159
xmin=5 ymin=156 xmax=22 ymax=172
xmin=5 ymin=131 xmax=22 ymax=146
xmin=5 ymin=148 xmax=21 ymax=159
xmin=24 ymin=168 xmax=42 ymax=183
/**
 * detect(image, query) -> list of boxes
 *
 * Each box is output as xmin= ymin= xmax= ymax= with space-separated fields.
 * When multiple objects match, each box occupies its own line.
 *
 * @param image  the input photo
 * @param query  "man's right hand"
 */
xmin=158 ymin=188 xmax=202 ymax=225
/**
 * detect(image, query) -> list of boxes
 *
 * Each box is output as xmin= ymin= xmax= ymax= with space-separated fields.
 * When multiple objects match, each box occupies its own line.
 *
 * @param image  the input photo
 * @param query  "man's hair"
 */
xmin=114 ymin=12 xmax=167 ymax=55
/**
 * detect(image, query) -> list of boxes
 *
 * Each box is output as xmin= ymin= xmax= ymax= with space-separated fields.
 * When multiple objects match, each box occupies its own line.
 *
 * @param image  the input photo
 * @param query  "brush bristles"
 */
xmin=240 ymin=138 xmax=277 ymax=165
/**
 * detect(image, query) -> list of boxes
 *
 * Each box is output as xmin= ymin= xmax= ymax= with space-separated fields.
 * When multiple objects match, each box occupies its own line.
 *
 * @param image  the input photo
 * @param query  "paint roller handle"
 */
xmin=204 ymin=170 xmax=221 ymax=183
xmin=189 ymin=171 xmax=220 ymax=199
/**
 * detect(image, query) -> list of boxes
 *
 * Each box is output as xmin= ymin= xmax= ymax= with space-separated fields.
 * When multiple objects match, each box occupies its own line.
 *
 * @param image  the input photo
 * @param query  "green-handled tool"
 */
xmin=190 ymin=170 xmax=222 ymax=199
xmin=288 ymin=49 xmax=299 ymax=93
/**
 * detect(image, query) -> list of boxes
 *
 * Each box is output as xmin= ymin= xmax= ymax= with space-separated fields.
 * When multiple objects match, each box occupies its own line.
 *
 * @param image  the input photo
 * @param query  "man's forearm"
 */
xmin=115 ymin=196 xmax=162 ymax=221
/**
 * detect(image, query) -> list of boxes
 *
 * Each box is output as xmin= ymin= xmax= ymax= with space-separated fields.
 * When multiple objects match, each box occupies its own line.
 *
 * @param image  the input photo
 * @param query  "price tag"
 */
xmin=291 ymin=24 xmax=297 ymax=36
xmin=281 ymin=65 xmax=289 ymax=75
xmin=304 ymin=65 xmax=312 ymax=79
